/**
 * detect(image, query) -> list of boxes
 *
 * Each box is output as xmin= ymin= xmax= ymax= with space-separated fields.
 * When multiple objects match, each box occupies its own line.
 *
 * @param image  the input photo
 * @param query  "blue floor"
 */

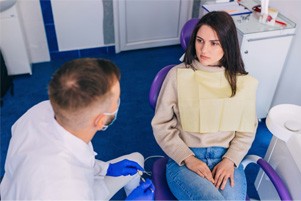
xmin=0 ymin=45 xmax=272 ymax=199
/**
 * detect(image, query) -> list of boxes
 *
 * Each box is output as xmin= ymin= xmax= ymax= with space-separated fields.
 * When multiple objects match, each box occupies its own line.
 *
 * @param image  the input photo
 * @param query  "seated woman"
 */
xmin=151 ymin=11 xmax=258 ymax=200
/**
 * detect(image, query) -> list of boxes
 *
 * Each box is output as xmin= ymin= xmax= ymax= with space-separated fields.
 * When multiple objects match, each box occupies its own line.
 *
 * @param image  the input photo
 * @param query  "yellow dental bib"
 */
xmin=177 ymin=68 xmax=258 ymax=133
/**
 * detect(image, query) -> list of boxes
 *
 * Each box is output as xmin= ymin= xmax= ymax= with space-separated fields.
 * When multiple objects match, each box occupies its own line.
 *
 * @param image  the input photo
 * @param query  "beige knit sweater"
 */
xmin=151 ymin=61 xmax=258 ymax=167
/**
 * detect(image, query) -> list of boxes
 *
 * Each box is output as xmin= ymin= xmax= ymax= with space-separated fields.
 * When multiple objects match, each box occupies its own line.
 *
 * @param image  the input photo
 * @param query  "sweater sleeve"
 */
xmin=151 ymin=67 xmax=194 ymax=165
xmin=223 ymin=119 xmax=258 ymax=167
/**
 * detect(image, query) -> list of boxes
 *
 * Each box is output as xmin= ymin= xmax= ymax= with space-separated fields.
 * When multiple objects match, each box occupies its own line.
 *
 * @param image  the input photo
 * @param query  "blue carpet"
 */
xmin=0 ymin=45 xmax=272 ymax=200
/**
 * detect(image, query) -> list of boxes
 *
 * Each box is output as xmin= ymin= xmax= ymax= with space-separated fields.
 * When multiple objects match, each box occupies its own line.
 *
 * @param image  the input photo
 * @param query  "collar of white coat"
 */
xmin=49 ymin=102 xmax=96 ymax=167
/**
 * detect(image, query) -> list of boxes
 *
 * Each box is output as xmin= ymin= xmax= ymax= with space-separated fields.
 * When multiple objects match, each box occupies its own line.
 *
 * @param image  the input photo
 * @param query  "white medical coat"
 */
xmin=0 ymin=101 xmax=110 ymax=200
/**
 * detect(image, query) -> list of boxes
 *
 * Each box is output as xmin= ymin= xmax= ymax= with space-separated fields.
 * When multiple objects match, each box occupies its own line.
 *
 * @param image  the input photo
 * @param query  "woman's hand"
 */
xmin=212 ymin=158 xmax=235 ymax=190
xmin=184 ymin=155 xmax=215 ymax=184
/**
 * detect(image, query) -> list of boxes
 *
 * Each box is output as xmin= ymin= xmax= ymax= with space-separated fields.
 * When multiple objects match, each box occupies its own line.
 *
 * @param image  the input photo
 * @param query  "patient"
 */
xmin=152 ymin=11 xmax=258 ymax=200
xmin=1 ymin=58 xmax=154 ymax=200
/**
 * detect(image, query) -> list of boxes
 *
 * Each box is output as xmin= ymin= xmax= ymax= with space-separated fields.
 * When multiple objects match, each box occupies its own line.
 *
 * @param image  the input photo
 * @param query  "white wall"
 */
xmin=270 ymin=0 xmax=301 ymax=106
xmin=16 ymin=0 xmax=106 ymax=63
xmin=51 ymin=0 xmax=105 ymax=51
xmin=16 ymin=0 xmax=50 ymax=63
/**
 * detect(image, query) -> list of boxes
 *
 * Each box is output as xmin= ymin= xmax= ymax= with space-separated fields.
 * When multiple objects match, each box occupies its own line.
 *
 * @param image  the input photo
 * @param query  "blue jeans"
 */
xmin=166 ymin=147 xmax=247 ymax=200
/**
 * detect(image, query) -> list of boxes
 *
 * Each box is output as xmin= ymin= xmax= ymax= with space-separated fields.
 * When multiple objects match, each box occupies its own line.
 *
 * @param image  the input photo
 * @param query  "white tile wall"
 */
xmin=16 ymin=0 xmax=50 ymax=63
xmin=51 ymin=0 xmax=105 ymax=51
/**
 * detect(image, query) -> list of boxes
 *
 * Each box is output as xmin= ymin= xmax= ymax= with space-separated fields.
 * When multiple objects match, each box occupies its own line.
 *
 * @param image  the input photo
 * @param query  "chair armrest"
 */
xmin=242 ymin=155 xmax=292 ymax=201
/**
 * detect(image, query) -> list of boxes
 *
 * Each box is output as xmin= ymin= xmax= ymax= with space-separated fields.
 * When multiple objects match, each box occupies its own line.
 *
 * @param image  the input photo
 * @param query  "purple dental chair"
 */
xmin=149 ymin=18 xmax=292 ymax=201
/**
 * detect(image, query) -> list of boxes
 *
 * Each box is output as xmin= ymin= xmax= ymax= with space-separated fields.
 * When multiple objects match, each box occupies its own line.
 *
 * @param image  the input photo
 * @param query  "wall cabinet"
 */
xmin=233 ymin=0 xmax=296 ymax=118
xmin=0 ymin=5 xmax=31 ymax=75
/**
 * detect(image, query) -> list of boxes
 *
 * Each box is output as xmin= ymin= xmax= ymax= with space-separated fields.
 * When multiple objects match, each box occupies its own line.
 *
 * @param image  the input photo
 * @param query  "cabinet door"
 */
xmin=113 ymin=0 xmax=193 ymax=53
xmin=0 ymin=7 xmax=31 ymax=75
xmin=240 ymin=35 xmax=294 ymax=118
xmin=51 ymin=0 xmax=105 ymax=51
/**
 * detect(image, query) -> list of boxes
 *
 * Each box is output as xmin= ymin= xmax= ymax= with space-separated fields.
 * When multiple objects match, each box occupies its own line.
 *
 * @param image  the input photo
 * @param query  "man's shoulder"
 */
xmin=10 ymin=100 xmax=55 ymax=152
xmin=13 ymin=100 xmax=52 ymax=126
xmin=28 ymin=100 xmax=52 ymax=114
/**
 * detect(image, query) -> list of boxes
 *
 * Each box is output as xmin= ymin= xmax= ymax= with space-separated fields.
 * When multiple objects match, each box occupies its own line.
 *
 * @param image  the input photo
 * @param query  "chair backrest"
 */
xmin=180 ymin=18 xmax=199 ymax=50
xmin=148 ymin=64 xmax=176 ymax=110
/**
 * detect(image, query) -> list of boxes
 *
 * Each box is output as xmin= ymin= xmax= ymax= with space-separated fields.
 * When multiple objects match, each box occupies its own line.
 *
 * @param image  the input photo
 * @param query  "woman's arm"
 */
xmin=151 ymin=67 xmax=194 ymax=166
xmin=223 ymin=119 xmax=258 ymax=167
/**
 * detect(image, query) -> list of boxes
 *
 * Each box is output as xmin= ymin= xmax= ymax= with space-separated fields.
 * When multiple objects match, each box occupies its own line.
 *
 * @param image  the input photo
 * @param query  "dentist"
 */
xmin=1 ymin=58 xmax=154 ymax=200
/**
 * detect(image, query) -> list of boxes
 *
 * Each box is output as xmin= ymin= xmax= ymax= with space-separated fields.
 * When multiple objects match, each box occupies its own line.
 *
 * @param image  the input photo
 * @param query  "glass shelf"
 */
xmin=232 ymin=0 xmax=296 ymax=34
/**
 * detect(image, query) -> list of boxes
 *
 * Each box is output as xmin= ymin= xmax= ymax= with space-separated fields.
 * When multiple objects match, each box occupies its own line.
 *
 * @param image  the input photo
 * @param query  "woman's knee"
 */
xmin=167 ymin=162 xmax=224 ymax=200
xmin=107 ymin=152 xmax=144 ymax=168
xmin=220 ymin=165 xmax=247 ymax=200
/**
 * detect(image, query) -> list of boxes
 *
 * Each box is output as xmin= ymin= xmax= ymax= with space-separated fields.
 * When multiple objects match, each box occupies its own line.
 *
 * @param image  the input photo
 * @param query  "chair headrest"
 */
xmin=180 ymin=18 xmax=199 ymax=50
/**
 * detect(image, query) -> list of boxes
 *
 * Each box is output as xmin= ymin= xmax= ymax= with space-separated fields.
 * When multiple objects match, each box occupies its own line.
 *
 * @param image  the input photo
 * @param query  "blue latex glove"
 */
xmin=107 ymin=159 xmax=144 ymax=176
xmin=126 ymin=178 xmax=155 ymax=200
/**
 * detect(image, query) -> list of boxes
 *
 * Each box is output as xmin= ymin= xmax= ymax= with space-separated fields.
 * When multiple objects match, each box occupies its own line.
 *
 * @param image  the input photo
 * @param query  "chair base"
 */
xmin=152 ymin=157 xmax=177 ymax=200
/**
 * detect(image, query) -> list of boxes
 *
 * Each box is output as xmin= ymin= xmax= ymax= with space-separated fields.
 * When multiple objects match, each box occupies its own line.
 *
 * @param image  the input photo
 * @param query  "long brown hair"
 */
xmin=184 ymin=11 xmax=247 ymax=97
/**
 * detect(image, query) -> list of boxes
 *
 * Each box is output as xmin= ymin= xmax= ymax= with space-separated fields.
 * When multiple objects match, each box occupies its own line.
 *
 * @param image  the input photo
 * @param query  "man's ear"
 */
xmin=94 ymin=114 xmax=106 ymax=131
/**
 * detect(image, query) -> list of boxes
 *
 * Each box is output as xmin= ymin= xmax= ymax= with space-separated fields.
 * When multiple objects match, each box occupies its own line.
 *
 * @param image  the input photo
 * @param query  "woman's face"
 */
xmin=195 ymin=25 xmax=224 ymax=66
